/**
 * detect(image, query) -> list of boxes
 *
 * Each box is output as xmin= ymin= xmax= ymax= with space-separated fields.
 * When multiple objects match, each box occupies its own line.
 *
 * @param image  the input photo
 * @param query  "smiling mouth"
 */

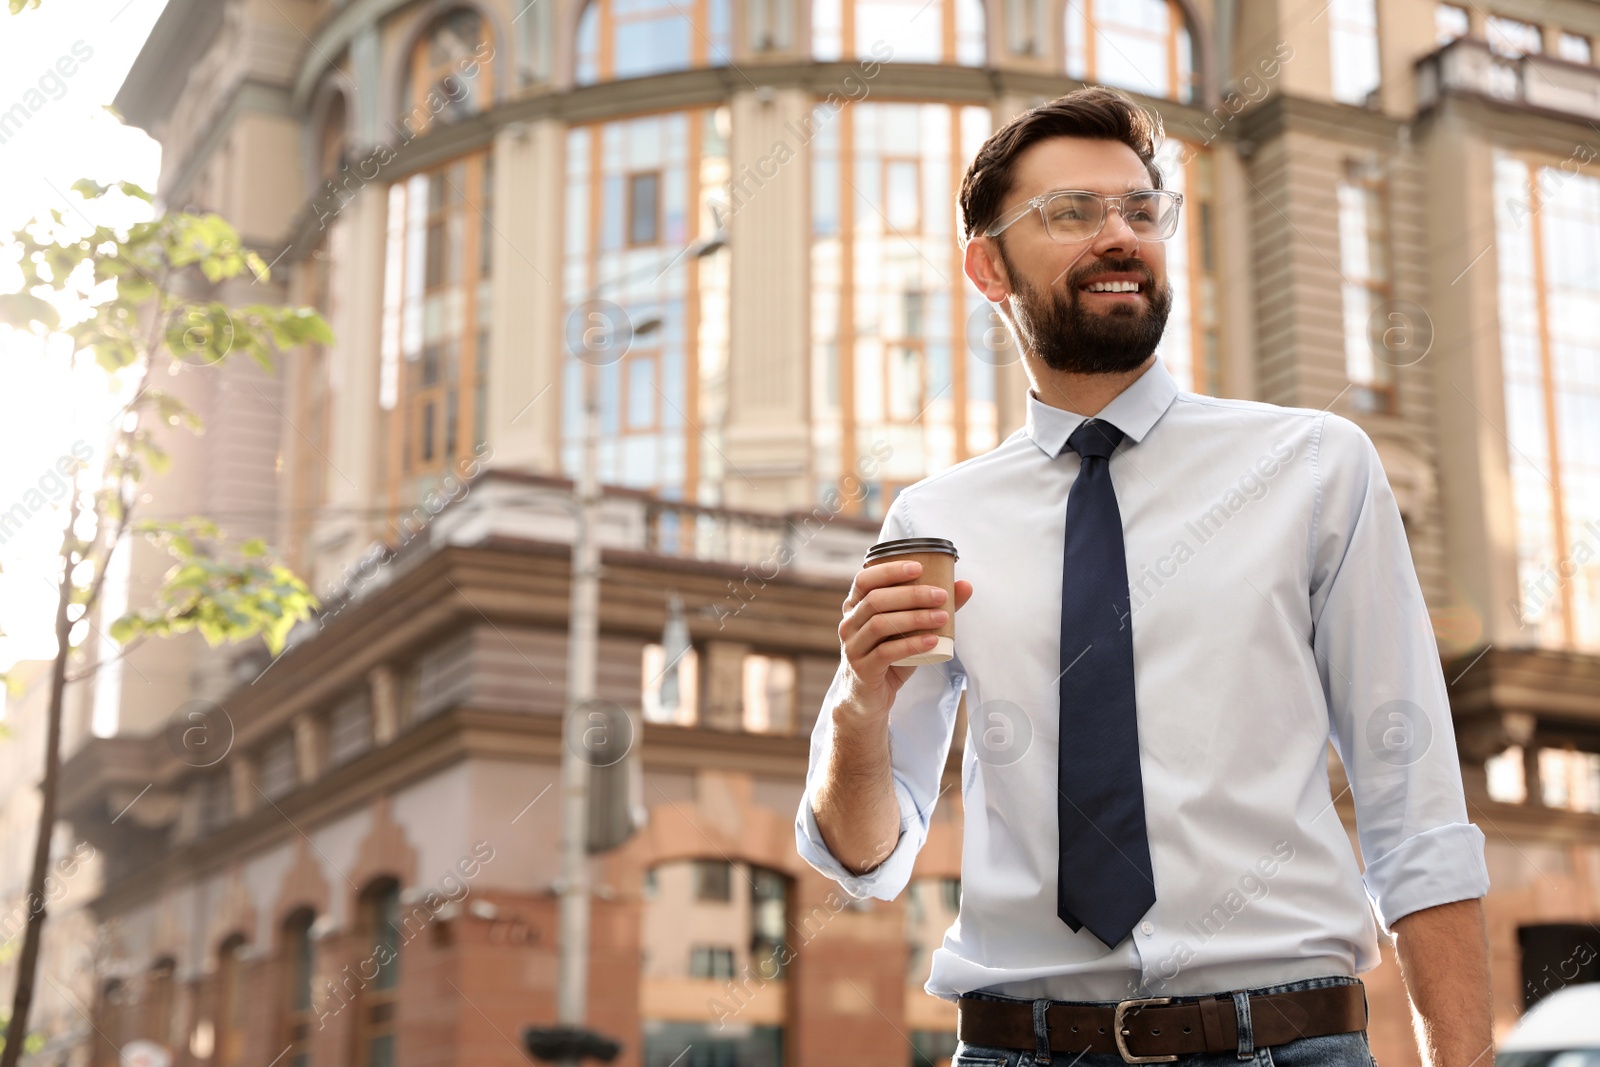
xmin=1080 ymin=279 xmax=1144 ymax=295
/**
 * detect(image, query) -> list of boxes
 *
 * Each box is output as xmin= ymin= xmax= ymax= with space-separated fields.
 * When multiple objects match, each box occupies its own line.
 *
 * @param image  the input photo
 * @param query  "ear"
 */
xmin=963 ymin=237 xmax=1012 ymax=303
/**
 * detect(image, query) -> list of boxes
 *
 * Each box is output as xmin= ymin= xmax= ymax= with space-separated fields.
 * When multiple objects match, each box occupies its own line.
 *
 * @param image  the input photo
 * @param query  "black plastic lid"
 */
xmin=864 ymin=536 xmax=959 ymax=563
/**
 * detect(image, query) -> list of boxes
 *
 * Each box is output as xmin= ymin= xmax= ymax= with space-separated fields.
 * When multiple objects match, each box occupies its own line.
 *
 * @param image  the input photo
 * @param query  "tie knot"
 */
xmin=1067 ymin=419 xmax=1125 ymax=461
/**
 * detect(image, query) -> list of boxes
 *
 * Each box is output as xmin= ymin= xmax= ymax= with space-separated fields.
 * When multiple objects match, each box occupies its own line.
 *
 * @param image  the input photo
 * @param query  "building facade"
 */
xmin=35 ymin=0 xmax=1600 ymax=1064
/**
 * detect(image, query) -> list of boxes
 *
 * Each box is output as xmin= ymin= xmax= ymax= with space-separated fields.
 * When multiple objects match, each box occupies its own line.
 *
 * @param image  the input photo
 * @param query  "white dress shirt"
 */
xmin=795 ymin=357 xmax=1489 ymax=1003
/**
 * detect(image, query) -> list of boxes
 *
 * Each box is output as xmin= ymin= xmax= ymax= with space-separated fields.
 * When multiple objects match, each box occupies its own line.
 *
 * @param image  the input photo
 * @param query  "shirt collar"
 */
xmin=1024 ymin=357 xmax=1180 ymax=459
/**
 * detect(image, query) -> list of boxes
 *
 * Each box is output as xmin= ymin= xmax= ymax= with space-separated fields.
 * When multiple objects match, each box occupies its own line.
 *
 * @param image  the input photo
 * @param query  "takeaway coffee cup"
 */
xmin=862 ymin=537 xmax=959 ymax=667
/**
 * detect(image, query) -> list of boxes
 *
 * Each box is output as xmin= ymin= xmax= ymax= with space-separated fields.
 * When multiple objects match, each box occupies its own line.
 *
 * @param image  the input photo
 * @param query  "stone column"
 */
xmin=486 ymin=118 xmax=566 ymax=475
xmin=312 ymin=183 xmax=385 ymax=587
xmin=722 ymin=87 xmax=814 ymax=512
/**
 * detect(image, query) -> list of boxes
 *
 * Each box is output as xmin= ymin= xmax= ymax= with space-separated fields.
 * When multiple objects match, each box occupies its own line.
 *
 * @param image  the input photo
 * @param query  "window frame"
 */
xmin=281 ymin=910 xmax=317 ymax=1067
xmin=1063 ymin=0 xmax=1196 ymax=104
xmin=1335 ymin=159 xmax=1398 ymax=415
xmin=380 ymin=151 xmax=494 ymax=514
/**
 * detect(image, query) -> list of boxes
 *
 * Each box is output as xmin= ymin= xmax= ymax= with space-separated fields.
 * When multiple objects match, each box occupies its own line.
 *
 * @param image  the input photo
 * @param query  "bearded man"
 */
xmin=797 ymin=86 xmax=1492 ymax=1067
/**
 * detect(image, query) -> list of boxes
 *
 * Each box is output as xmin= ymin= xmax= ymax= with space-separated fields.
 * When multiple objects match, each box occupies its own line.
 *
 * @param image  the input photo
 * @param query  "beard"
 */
xmin=999 ymin=246 xmax=1173 ymax=375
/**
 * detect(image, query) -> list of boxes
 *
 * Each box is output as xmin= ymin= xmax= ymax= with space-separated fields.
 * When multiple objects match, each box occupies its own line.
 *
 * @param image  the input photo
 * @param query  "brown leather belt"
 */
xmin=957 ymin=981 xmax=1367 ymax=1063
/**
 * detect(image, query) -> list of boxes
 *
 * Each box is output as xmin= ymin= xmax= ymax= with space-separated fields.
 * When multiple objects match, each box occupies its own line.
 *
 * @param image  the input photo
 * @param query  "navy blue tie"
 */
xmin=1056 ymin=418 xmax=1156 ymax=948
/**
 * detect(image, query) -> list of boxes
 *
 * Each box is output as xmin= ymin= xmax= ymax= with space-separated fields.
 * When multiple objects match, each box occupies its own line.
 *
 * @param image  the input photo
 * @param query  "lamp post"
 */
xmin=536 ymin=225 xmax=727 ymax=1067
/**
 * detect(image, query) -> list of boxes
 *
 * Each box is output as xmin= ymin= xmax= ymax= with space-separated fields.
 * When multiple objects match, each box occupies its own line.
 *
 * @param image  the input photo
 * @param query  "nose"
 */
xmin=1092 ymin=204 xmax=1140 ymax=256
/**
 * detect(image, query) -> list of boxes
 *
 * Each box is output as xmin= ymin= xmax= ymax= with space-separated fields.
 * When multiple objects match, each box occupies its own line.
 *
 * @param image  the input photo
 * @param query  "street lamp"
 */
xmin=528 ymin=225 xmax=727 ymax=1067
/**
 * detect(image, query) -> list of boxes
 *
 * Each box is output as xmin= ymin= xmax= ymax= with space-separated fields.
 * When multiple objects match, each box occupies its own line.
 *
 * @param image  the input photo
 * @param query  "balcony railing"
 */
xmin=1417 ymin=37 xmax=1600 ymax=122
xmin=383 ymin=468 xmax=881 ymax=586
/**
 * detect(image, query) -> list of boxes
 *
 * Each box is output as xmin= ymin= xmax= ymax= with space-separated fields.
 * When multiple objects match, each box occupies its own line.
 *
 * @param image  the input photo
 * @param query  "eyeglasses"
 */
xmin=979 ymin=188 xmax=1185 ymax=245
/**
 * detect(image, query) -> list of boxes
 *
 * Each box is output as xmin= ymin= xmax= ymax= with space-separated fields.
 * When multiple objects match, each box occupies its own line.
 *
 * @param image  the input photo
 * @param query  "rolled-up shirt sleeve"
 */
xmin=1310 ymin=413 xmax=1490 ymax=935
xmin=794 ymin=490 xmax=965 ymax=901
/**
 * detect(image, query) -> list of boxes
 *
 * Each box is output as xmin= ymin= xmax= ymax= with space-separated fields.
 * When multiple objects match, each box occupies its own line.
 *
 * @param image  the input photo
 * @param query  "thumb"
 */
xmin=952 ymin=579 xmax=974 ymax=611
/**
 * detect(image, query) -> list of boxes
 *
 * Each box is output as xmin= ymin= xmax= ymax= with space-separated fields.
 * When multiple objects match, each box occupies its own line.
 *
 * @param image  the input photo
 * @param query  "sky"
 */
xmin=0 ymin=0 xmax=169 ymax=670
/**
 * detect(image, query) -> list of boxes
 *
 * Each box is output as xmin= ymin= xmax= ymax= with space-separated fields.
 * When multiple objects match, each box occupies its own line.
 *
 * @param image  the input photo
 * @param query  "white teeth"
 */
xmin=1086 ymin=280 xmax=1140 ymax=292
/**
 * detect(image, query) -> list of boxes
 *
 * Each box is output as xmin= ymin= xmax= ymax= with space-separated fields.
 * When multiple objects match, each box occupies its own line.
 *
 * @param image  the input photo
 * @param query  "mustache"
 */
xmin=1067 ymin=257 xmax=1157 ymax=290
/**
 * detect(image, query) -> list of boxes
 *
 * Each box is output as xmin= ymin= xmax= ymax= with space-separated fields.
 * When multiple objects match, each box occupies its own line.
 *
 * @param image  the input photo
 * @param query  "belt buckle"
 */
xmin=1113 ymin=997 xmax=1177 ymax=1064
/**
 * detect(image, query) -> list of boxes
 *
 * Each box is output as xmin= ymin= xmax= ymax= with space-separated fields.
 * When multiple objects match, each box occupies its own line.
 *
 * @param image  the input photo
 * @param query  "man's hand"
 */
xmin=812 ymin=560 xmax=975 ymax=876
xmin=1391 ymin=897 xmax=1494 ymax=1067
xmin=837 ymin=559 xmax=975 ymax=722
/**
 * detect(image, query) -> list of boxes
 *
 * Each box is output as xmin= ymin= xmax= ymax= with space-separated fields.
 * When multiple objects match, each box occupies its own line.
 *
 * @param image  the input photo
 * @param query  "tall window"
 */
xmin=379 ymin=154 xmax=493 ymax=507
xmin=575 ymin=0 xmax=732 ymax=84
xmin=404 ymin=9 xmax=494 ymax=134
xmin=813 ymin=0 xmax=985 ymax=64
xmin=640 ymin=861 xmax=788 ymax=1066
xmin=282 ymin=910 xmax=316 ymax=1067
xmin=1154 ymin=139 xmax=1218 ymax=394
xmin=1328 ymin=0 xmax=1380 ymax=104
xmin=812 ymin=101 xmax=998 ymax=515
xmin=216 ymin=937 xmax=249 ymax=1067
xmin=1336 ymin=159 xmax=1396 ymax=413
xmin=143 ymin=958 xmax=176 ymax=1048
xmin=642 ymin=642 xmax=700 ymax=725
xmin=356 ymin=882 xmax=401 ymax=1067
xmin=1064 ymin=0 xmax=1196 ymax=103
xmin=1493 ymin=153 xmax=1600 ymax=650
xmin=1487 ymin=14 xmax=1542 ymax=56
xmin=742 ymin=653 xmax=796 ymax=734
xmin=1435 ymin=3 xmax=1469 ymax=44
xmin=1557 ymin=32 xmax=1592 ymax=64
xmin=562 ymin=108 xmax=731 ymax=502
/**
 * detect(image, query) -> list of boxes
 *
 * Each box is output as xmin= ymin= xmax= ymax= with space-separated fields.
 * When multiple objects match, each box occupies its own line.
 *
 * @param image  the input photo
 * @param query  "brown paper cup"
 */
xmin=863 ymin=537 xmax=959 ymax=667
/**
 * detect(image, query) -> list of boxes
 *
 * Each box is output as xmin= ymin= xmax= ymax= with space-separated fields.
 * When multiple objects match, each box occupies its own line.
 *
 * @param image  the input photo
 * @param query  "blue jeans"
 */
xmin=953 ymin=975 xmax=1379 ymax=1067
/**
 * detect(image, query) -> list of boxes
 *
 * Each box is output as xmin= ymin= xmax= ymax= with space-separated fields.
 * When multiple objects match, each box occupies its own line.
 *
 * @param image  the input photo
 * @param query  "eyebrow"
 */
xmin=1028 ymin=183 xmax=1155 ymax=197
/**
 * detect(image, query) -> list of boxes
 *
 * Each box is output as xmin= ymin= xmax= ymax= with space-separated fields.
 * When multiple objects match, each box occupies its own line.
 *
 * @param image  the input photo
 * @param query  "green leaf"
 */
xmin=0 ymin=291 xmax=59 ymax=332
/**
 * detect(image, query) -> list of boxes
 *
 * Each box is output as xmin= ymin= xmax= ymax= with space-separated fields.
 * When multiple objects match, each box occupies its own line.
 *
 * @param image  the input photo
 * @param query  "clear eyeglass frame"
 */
xmin=977 ymin=188 xmax=1185 ymax=246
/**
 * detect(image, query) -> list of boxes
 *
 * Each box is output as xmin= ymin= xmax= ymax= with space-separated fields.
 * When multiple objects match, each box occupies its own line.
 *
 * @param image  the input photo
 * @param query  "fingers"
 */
xmin=841 ymin=602 xmax=950 ymax=667
xmin=844 ymin=560 xmax=926 ymax=611
xmin=953 ymin=579 xmax=974 ymax=612
xmin=840 ymin=574 xmax=948 ymax=645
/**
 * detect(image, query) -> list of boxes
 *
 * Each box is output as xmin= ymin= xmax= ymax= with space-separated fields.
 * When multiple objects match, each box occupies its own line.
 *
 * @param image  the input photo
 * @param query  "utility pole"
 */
xmin=530 ymin=223 xmax=727 ymax=1067
xmin=556 ymin=374 xmax=602 ymax=1067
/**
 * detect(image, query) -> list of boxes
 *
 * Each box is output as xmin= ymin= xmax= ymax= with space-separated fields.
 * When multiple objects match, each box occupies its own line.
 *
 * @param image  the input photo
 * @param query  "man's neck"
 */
xmin=1027 ymin=355 xmax=1157 ymax=417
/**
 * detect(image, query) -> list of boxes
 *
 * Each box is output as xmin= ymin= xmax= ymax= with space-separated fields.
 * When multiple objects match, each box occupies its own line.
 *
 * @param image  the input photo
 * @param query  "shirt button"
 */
xmin=1140 ymin=921 xmax=1154 ymax=936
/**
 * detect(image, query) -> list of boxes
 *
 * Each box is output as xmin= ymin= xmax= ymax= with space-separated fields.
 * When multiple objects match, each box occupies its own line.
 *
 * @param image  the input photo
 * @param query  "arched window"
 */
xmin=640 ymin=861 xmax=788 ymax=1063
xmin=810 ymin=100 xmax=999 ymax=515
xmin=561 ymin=107 xmax=730 ymax=501
xmin=813 ymin=0 xmax=985 ymax=64
xmin=378 ymin=150 xmax=493 ymax=508
xmin=1152 ymin=139 xmax=1217 ymax=394
xmin=574 ymin=0 xmax=733 ymax=84
xmin=281 ymin=910 xmax=316 ymax=1067
xmin=354 ymin=881 xmax=401 ymax=1067
xmin=215 ymin=936 xmax=249 ymax=1067
xmin=1064 ymin=0 xmax=1196 ymax=103
xmin=143 ymin=957 xmax=177 ymax=1049
xmin=403 ymin=8 xmax=495 ymax=137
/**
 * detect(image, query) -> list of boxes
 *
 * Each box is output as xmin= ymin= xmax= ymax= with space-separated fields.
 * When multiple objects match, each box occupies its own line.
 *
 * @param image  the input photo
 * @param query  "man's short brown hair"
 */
xmin=959 ymin=87 xmax=1165 ymax=248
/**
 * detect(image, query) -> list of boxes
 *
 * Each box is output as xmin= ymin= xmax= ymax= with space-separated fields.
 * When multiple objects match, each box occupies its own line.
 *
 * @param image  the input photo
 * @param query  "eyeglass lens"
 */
xmin=1043 ymin=191 xmax=1181 ymax=242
